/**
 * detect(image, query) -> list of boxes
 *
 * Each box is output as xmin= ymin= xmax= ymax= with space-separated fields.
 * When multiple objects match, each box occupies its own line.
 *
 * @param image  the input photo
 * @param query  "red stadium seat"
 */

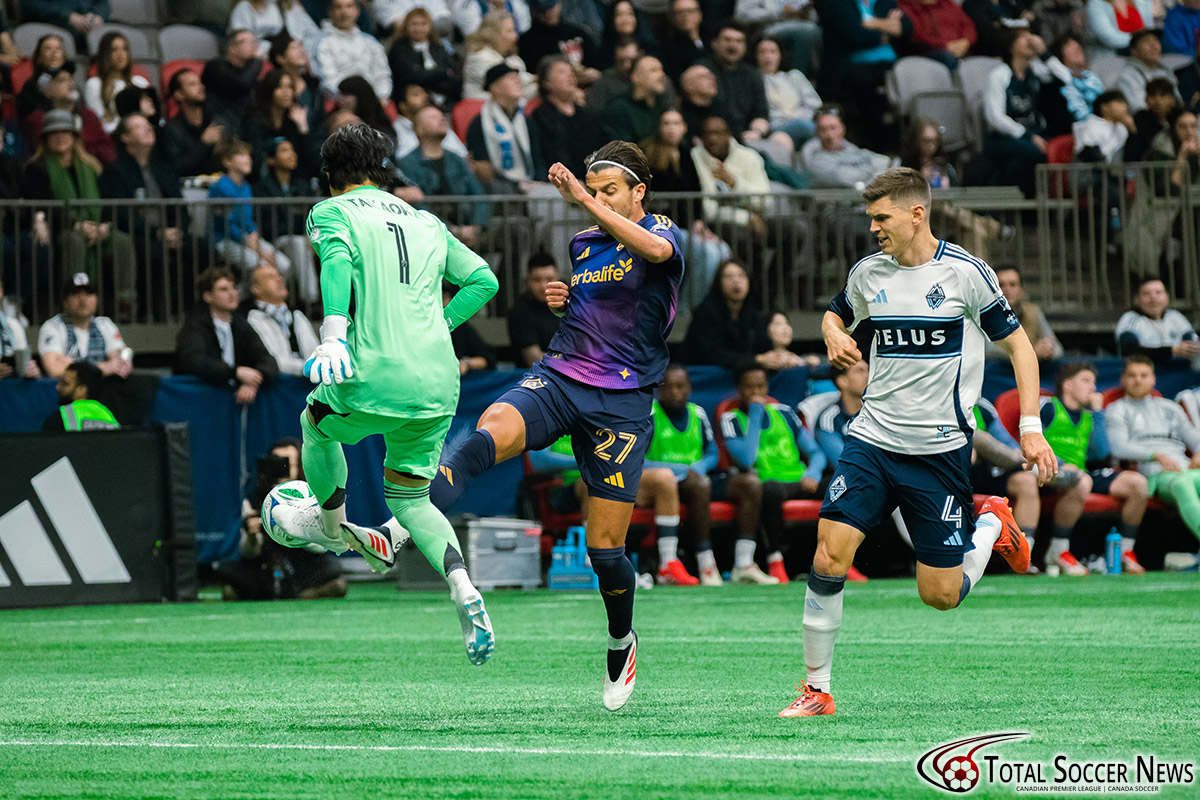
xmin=1100 ymin=386 xmax=1161 ymax=407
xmin=523 ymin=96 xmax=541 ymax=114
xmin=451 ymin=98 xmax=484 ymax=142
xmin=10 ymin=58 xmax=32 ymax=95
xmin=993 ymin=387 xmax=1053 ymax=440
xmin=520 ymin=453 xmax=657 ymax=538
xmin=1046 ymin=134 xmax=1074 ymax=165
xmin=782 ymin=500 xmax=821 ymax=522
xmin=709 ymin=501 xmax=735 ymax=523
xmin=159 ymin=58 xmax=206 ymax=119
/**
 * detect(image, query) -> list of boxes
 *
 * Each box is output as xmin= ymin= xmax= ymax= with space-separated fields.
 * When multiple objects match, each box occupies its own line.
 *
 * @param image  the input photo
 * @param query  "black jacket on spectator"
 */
xmin=649 ymin=143 xmax=705 ymax=225
xmin=241 ymin=114 xmax=321 ymax=181
xmin=388 ymin=40 xmax=462 ymax=104
xmin=518 ymin=20 xmax=598 ymax=73
xmin=698 ymin=57 xmax=770 ymax=137
xmin=1179 ymin=62 xmax=1200 ymax=115
xmin=161 ymin=112 xmax=221 ymax=178
xmin=255 ymin=170 xmax=314 ymax=242
xmin=201 ymin=57 xmax=263 ymax=132
xmin=813 ymin=0 xmax=907 ymax=100
xmin=680 ymin=96 xmax=729 ymax=145
xmin=174 ymin=306 xmax=279 ymax=386
xmin=0 ymin=151 xmax=21 ymax=199
xmin=507 ymin=291 xmax=561 ymax=357
xmin=20 ymin=0 xmax=108 ymax=29
xmin=1037 ymin=74 xmax=1079 ymax=140
xmin=1126 ymin=109 xmax=1169 ymax=162
xmin=452 ymin=321 xmax=496 ymax=368
xmin=99 ymin=151 xmax=186 ymax=234
xmin=681 ymin=291 xmax=770 ymax=369
xmin=962 ymin=0 xmax=1033 ymax=57
xmin=661 ymin=33 xmax=708 ymax=83
xmin=528 ymin=101 xmax=606 ymax=177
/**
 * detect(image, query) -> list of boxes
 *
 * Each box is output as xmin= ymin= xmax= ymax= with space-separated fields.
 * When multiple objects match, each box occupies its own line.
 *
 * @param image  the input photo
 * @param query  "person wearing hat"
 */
xmin=36 ymin=273 xmax=130 ymax=379
xmin=24 ymin=109 xmax=136 ymax=311
xmin=22 ymin=65 xmax=116 ymax=164
xmin=1116 ymin=28 xmax=1180 ymax=111
xmin=466 ymin=61 xmax=542 ymax=193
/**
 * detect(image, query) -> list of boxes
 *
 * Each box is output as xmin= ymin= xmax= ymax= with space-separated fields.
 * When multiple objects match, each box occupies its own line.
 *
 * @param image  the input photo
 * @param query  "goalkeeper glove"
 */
xmin=304 ymin=315 xmax=353 ymax=385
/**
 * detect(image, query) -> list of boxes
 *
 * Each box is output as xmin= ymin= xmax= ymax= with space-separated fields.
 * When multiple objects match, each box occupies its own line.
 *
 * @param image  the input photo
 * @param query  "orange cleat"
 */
xmin=846 ymin=565 xmax=868 ymax=583
xmin=779 ymin=682 xmax=835 ymax=718
xmin=657 ymin=559 xmax=699 ymax=586
xmin=767 ymin=558 xmax=790 ymax=584
xmin=1121 ymin=551 xmax=1146 ymax=575
xmin=981 ymin=495 xmax=1030 ymax=574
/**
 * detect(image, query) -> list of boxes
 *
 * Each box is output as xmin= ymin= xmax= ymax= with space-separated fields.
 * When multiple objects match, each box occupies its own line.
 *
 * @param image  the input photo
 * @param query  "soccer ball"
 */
xmin=261 ymin=480 xmax=320 ymax=548
xmin=942 ymin=757 xmax=979 ymax=792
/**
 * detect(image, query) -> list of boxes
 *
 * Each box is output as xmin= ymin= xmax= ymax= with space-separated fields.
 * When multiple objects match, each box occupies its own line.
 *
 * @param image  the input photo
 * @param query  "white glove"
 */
xmin=304 ymin=315 xmax=353 ymax=385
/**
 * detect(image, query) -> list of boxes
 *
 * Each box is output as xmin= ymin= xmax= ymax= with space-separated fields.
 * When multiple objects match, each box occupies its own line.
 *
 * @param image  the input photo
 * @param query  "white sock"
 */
xmin=696 ymin=549 xmax=717 ymax=572
xmin=445 ymin=567 xmax=475 ymax=600
xmin=608 ymin=631 xmax=635 ymax=650
xmin=767 ymin=550 xmax=784 ymax=564
xmin=657 ymin=534 xmax=679 ymax=565
xmin=802 ymin=585 xmax=843 ymax=693
xmin=1121 ymin=536 xmax=1135 ymax=554
xmin=963 ymin=513 xmax=1002 ymax=587
xmin=734 ymin=538 xmax=757 ymax=568
xmin=319 ymin=501 xmax=347 ymax=539
xmin=1049 ymin=537 xmax=1070 ymax=559
xmin=891 ymin=508 xmax=914 ymax=550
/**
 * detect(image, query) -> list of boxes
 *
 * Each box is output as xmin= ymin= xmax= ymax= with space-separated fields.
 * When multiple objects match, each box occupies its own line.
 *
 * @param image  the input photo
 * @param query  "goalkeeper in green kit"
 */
xmin=267 ymin=123 xmax=499 ymax=665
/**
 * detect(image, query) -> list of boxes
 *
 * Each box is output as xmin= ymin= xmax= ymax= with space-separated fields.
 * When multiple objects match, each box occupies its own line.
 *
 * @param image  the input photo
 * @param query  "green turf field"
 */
xmin=0 ymin=573 xmax=1197 ymax=799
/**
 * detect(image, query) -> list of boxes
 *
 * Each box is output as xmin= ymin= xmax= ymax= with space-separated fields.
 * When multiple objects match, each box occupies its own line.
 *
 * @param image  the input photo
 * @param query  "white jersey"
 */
xmin=830 ymin=241 xmax=1020 ymax=455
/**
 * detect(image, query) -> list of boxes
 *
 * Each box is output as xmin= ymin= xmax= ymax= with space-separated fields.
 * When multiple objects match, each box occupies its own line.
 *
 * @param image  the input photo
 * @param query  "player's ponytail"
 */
xmin=320 ymin=123 xmax=395 ymax=192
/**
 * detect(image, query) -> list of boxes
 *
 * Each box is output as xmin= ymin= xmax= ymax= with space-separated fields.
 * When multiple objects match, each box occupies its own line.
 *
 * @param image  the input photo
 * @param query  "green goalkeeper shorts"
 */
xmin=306 ymin=398 xmax=453 ymax=480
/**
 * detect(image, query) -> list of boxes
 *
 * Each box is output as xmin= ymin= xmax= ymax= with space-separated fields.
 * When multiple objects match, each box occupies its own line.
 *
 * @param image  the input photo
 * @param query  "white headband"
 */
xmin=589 ymin=160 xmax=641 ymax=184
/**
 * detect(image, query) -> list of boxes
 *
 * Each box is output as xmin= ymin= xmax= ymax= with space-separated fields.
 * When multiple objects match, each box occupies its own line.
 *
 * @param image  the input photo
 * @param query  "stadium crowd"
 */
xmin=2 ymin=0 xmax=1200 ymax=585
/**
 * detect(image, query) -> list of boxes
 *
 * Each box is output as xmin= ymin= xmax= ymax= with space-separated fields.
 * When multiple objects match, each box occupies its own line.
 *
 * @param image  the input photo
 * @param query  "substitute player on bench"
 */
xmin=780 ymin=167 xmax=1057 ymax=718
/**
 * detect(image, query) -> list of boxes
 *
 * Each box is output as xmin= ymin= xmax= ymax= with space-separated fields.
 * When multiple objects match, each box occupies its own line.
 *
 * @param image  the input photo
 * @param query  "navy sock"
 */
xmin=430 ymin=429 xmax=496 ymax=512
xmin=957 ymin=574 xmax=972 ymax=607
xmin=1119 ymin=521 xmax=1139 ymax=541
xmin=589 ymin=545 xmax=636 ymax=678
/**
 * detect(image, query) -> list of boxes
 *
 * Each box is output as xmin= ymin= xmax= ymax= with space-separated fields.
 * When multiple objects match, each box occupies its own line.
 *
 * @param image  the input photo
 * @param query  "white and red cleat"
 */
xmin=340 ymin=521 xmax=408 ymax=573
xmin=846 ymin=565 xmax=869 ymax=583
xmin=1122 ymin=551 xmax=1146 ymax=575
xmin=602 ymin=631 xmax=637 ymax=711
xmin=1053 ymin=550 xmax=1089 ymax=576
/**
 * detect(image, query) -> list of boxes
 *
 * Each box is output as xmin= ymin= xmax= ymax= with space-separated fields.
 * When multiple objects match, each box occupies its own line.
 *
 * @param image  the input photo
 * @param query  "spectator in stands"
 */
xmin=37 ymin=273 xmax=130 ymax=378
xmin=529 ymin=57 xmax=606 ymax=177
xmin=43 ymin=360 xmax=119 ymax=431
xmin=203 ymin=30 xmax=265 ymax=136
xmin=231 ymin=0 xmax=320 ymax=56
xmin=1179 ymin=37 xmax=1200 ymax=114
xmin=84 ymin=32 xmax=150 ymax=135
xmin=398 ymin=106 xmax=488 ymax=249
xmin=25 ymin=111 xmax=134 ymax=305
xmin=717 ymin=360 xmax=826 ymax=583
xmin=268 ymin=32 xmax=327 ymax=134
xmin=987 ymin=266 xmax=1064 ymax=359
xmin=175 ymin=267 xmax=277 ymax=403
xmin=1039 ymin=33 xmax=1105 ymax=139
xmin=455 ymin=0 xmax=532 ymax=39
xmin=0 ymin=8 xmax=19 ymax=93
xmin=0 ymin=277 xmax=40 ymax=380
xmin=21 ymin=0 xmax=107 ymax=51
xmin=313 ymin=0 xmax=391 ymax=100
xmin=466 ymin=63 xmax=540 ymax=194
xmin=519 ymin=0 xmax=601 ymax=87
xmin=598 ymin=0 xmax=655 ymax=69
xmin=376 ymin=0 xmax=454 ymax=38
xmin=812 ymin=0 xmax=907 ymax=151
xmin=1150 ymin=108 xmax=1200 ymax=187
xmin=254 ymin=138 xmax=320 ymax=306
xmin=221 ymin=438 xmax=347 ymax=600
xmin=113 ymin=81 xmax=160 ymax=127
xmin=1086 ymin=0 xmax=1155 ymax=57
xmin=1073 ymin=89 xmax=1135 ymax=162
xmin=681 ymin=259 xmax=771 ymax=368
xmin=16 ymin=34 xmax=68 ymax=122
xmin=335 ymin=75 xmax=398 ymax=149
xmin=1163 ymin=0 xmax=1200 ymax=55
xmin=678 ymin=64 xmax=727 ymax=138
xmin=1108 ymin=355 xmax=1200 ymax=564
xmin=387 ymin=8 xmax=461 ymax=107
xmin=240 ymin=263 xmax=319 ymax=375
xmin=507 ymin=253 xmax=562 ymax=366
xmin=586 ymin=35 xmax=642 ymax=110
xmin=1116 ymin=277 xmax=1200 ymax=363
xmin=641 ymin=109 xmax=732 ymax=311
xmin=243 ymin=70 xmax=320 ymax=181
xmin=690 ymin=116 xmax=770 ymax=243
xmin=162 ymin=69 xmax=223 ymax=178
xmin=981 ymin=24 xmax=1048 ymax=197
xmin=1116 ymin=28 xmax=1179 ymax=112
xmin=762 ymin=311 xmax=814 ymax=369
xmin=602 ymin=54 xmax=672 ymax=144
xmin=208 ymin=139 xmax=292 ymax=275
xmin=1126 ymin=77 xmax=1179 ymax=160
xmin=962 ymin=0 xmax=1036 ymax=57
xmin=901 ymin=117 xmax=957 ymax=187
xmin=662 ymin=0 xmax=710 ymax=83
xmin=392 ymin=83 xmax=467 ymax=161
xmin=442 ymin=283 xmax=495 ymax=374
xmin=1042 ymin=361 xmax=1149 ymax=574
xmin=755 ymin=36 xmax=820 ymax=149
xmin=22 ymin=67 xmax=115 ymax=164
xmin=464 ymin=11 xmax=538 ymax=100
xmin=896 ymin=0 xmax=977 ymax=68
xmin=699 ymin=23 xmax=771 ymax=143
xmin=968 ymin=397 xmax=1043 ymax=571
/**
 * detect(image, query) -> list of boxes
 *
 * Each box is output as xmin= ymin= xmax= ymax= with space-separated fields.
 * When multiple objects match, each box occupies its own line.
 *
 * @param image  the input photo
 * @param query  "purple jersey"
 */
xmin=543 ymin=213 xmax=685 ymax=390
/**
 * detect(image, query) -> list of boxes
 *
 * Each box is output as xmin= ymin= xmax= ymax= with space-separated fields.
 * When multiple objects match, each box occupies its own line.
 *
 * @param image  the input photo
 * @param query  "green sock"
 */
xmin=384 ymin=481 xmax=465 ymax=578
xmin=300 ymin=411 xmax=348 ymax=505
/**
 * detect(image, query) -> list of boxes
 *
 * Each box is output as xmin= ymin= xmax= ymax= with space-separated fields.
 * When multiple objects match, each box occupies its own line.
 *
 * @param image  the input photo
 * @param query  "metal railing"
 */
xmin=2 ymin=170 xmax=1195 ymax=352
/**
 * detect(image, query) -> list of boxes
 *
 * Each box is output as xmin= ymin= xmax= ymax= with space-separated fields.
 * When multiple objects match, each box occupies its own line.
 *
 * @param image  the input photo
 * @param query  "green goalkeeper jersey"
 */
xmin=306 ymin=185 xmax=494 ymax=418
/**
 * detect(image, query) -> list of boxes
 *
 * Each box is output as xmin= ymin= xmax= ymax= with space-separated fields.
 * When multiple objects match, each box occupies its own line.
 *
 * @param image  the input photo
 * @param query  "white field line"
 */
xmin=0 ymin=738 xmax=910 ymax=764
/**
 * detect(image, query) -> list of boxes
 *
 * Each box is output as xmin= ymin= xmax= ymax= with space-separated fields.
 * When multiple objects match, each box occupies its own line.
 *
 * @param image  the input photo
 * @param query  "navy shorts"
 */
xmin=498 ymin=361 xmax=653 ymax=503
xmin=820 ymin=436 xmax=976 ymax=568
xmin=970 ymin=463 xmax=1020 ymax=498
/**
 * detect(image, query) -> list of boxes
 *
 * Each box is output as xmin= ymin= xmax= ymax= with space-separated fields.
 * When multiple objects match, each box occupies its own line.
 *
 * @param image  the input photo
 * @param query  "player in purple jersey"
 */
xmin=430 ymin=141 xmax=685 ymax=711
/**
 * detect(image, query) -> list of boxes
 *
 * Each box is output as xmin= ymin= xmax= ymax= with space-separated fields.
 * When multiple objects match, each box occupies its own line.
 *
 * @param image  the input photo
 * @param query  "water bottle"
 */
xmin=1105 ymin=528 xmax=1122 ymax=575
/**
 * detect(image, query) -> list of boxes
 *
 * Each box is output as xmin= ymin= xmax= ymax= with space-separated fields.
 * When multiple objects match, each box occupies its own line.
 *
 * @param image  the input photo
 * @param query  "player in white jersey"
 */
xmin=779 ymin=168 xmax=1058 ymax=718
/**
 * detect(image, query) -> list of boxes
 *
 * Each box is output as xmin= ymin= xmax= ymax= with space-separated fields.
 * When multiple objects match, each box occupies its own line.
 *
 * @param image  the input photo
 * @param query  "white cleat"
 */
xmin=731 ymin=563 xmax=780 ymax=585
xmin=340 ymin=521 xmax=408 ymax=573
xmin=602 ymin=631 xmax=638 ymax=711
xmin=267 ymin=500 xmax=349 ymax=554
xmin=453 ymin=589 xmax=494 ymax=666
xmin=699 ymin=565 xmax=724 ymax=586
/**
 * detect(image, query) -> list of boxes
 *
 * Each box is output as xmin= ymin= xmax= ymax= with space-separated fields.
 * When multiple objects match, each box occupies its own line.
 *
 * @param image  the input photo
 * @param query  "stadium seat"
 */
xmin=1161 ymin=53 xmax=1194 ymax=72
xmin=1089 ymin=53 xmax=1126 ymax=89
xmin=451 ymin=98 xmax=484 ymax=141
xmin=782 ymin=499 xmax=821 ymax=522
xmin=956 ymin=56 xmax=1001 ymax=145
xmin=520 ymin=453 xmax=657 ymax=536
xmin=1046 ymin=134 xmax=1074 ymax=165
xmin=9 ymin=58 xmax=32 ymax=94
xmin=709 ymin=501 xmax=736 ymax=523
xmin=160 ymin=58 xmax=206 ymax=117
xmin=523 ymin=96 xmax=541 ymax=114
xmin=1176 ymin=389 xmax=1200 ymax=424
xmin=886 ymin=56 xmax=954 ymax=119
xmin=88 ymin=24 xmax=158 ymax=61
xmin=13 ymin=23 xmax=77 ymax=60
xmin=993 ymin=386 xmax=1053 ymax=440
xmin=109 ymin=0 xmax=163 ymax=25
xmin=911 ymin=91 xmax=974 ymax=156
xmin=157 ymin=25 xmax=220 ymax=61
xmin=87 ymin=62 xmax=153 ymax=82
xmin=1100 ymin=385 xmax=1160 ymax=407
